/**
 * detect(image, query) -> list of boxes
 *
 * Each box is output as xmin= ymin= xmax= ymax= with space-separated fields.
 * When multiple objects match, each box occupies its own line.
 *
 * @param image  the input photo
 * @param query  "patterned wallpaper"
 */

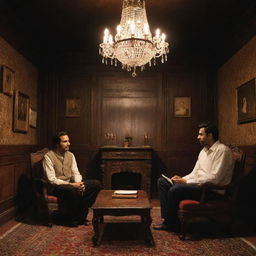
xmin=217 ymin=36 xmax=256 ymax=145
xmin=0 ymin=37 xmax=38 ymax=144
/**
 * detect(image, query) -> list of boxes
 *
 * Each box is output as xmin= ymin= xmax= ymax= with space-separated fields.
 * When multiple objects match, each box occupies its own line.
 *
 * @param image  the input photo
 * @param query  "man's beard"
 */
xmin=199 ymin=140 xmax=205 ymax=146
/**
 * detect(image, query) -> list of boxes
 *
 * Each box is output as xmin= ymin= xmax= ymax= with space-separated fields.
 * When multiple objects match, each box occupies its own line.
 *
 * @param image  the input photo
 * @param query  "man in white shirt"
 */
xmin=153 ymin=123 xmax=234 ymax=231
xmin=43 ymin=131 xmax=101 ymax=226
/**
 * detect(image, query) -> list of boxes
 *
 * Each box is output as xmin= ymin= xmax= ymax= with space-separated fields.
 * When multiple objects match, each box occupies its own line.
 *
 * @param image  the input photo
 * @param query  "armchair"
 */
xmin=178 ymin=146 xmax=246 ymax=240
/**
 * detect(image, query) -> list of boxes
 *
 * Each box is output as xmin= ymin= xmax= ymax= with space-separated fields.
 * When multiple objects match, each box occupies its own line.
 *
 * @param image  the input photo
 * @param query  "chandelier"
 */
xmin=99 ymin=0 xmax=169 ymax=77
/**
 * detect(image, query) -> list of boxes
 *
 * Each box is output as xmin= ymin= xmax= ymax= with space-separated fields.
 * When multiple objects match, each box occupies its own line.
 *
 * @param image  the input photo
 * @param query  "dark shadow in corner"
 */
xmin=14 ymin=174 xmax=34 ymax=221
xmin=86 ymin=150 xmax=102 ymax=181
xmin=236 ymin=167 xmax=256 ymax=233
xmin=151 ymin=150 xmax=168 ymax=196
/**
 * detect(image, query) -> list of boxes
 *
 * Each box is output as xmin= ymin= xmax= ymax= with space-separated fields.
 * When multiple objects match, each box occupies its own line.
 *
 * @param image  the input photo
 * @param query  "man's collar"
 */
xmin=54 ymin=149 xmax=66 ymax=156
xmin=203 ymin=140 xmax=220 ymax=152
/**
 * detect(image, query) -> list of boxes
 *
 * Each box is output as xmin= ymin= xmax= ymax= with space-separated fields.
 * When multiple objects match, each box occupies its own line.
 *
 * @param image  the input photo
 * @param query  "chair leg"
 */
xmin=46 ymin=210 xmax=53 ymax=227
xmin=179 ymin=216 xmax=187 ymax=241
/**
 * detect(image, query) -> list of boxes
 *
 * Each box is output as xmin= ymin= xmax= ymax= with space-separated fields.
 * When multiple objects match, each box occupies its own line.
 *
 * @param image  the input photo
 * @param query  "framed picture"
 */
xmin=1 ymin=66 xmax=15 ymax=96
xmin=237 ymin=78 xmax=256 ymax=124
xmin=174 ymin=97 xmax=191 ymax=117
xmin=13 ymin=91 xmax=30 ymax=132
xmin=29 ymin=108 xmax=37 ymax=128
xmin=65 ymin=98 xmax=81 ymax=117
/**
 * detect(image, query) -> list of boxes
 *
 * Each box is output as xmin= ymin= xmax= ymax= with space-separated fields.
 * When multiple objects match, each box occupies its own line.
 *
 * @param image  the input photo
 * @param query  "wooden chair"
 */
xmin=178 ymin=146 xmax=246 ymax=240
xmin=30 ymin=148 xmax=59 ymax=226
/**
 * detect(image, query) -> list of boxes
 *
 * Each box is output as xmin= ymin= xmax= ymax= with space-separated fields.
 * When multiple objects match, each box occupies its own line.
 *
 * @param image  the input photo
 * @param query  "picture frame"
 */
xmin=29 ymin=108 xmax=37 ymax=128
xmin=13 ymin=91 xmax=30 ymax=132
xmin=1 ymin=65 xmax=15 ymax=96
xmin=237 ymin=78 xmax=256 ymax=124
xmin=65 ymin=98 xmax=81 ymax=117
xmin=174 ymin=96 xmax=191 ymax=117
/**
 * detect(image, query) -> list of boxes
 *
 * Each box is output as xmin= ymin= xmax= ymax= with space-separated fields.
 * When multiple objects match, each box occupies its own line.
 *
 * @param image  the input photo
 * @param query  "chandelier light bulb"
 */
xmin=99 ymin=0 xmax=169 ymax=77
xmin=155 ymin=28 xmax=160 ymax=37
xmin=117 ymin=25 xmax=122 ymax=34
xmin=108 ymin=35 xmax=113 ymax=45
xmin=104 ymin=28 xmax=109 ymax=36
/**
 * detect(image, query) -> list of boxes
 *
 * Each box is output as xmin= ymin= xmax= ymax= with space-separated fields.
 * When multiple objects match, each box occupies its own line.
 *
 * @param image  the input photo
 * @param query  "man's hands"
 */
xmin=69 ymin=182 xmax=85 ymax=192
xmin=171 ymin=175 xmax=187 ymax=184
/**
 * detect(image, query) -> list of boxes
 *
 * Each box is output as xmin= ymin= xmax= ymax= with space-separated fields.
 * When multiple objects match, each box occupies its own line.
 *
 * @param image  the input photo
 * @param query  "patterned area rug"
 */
xmin=0 ymin=208 xmax=256 ymax=256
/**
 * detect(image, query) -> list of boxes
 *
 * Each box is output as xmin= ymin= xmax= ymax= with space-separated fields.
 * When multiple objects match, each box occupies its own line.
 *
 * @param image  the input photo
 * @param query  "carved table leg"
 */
xmin=92 ymin=212 xmax=105 ymax=246
xmin=141 ymin=211 xmax=154 ymax=247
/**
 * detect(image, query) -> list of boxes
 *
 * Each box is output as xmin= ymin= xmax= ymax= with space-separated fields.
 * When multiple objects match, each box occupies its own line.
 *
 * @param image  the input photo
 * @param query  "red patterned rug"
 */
xmin=0 ymin=208 xmax=255 ymax=256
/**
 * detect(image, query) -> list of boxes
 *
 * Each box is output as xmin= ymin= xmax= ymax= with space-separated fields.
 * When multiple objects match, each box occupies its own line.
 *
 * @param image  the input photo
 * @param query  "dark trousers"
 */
xmin=157 ymin=177 xmax=223 ymax=227
xmin=51 ymin=179 xmax=101 ymax=222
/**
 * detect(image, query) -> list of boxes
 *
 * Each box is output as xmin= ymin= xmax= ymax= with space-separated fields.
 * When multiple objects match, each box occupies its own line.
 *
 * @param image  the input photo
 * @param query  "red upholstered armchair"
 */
xmin=30 ymin=148 xmax=59 ymax=226
xmin=178 ymin=146 xmax=246 ymax=240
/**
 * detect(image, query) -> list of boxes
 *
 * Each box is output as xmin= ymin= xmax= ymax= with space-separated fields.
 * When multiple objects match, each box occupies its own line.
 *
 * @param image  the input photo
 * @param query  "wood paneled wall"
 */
xmin=93 ymin=73 xmax=163 ymax=148
xmin=39 ymin=55 xmax=215 ymax=192
xmin=0 ymin=145 xmax=37 ymax=225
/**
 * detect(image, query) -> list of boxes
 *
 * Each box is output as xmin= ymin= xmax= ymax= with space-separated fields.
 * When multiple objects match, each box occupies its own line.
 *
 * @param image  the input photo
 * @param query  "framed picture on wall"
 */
xmin=29 ymin=108 xmax=37 ymax=128
xmin=237 ymin=78 xmax=256 ymax=124
xmin=174 ymin=96 xmax=191 ymax=117
xmin=13 ymin=91 xmax=30 ymax=132
xmin=65 ymin=98 xmax=81 ymax=117
xmin=1 ymin=66 xmax=15 ymax=96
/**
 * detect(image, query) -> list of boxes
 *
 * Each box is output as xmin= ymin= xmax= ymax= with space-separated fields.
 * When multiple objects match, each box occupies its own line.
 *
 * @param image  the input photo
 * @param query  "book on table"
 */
xmin=112 ymin=190 xmax=138 ymax=199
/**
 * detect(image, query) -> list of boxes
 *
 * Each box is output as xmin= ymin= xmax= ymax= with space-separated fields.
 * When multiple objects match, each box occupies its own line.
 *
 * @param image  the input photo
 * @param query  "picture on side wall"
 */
xmin=13 ymin=91 xmax=30 ymax=132
xmin=29 ymin=108 xmax=37 ymax=128
xmin=1 ymin=65 xmax=15 ymax=96
xmin=174 ymin=97 xmax=191 ymax=117
xmin=237 ymin=78 xmax=256 ymax=124
xmin=65 ymin=98 xmax=81 ymax=117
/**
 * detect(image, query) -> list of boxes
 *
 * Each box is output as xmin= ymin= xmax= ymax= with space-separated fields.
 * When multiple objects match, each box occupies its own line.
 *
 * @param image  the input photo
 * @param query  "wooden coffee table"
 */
xmin=91 ymin=190 xmax=154 ymax=246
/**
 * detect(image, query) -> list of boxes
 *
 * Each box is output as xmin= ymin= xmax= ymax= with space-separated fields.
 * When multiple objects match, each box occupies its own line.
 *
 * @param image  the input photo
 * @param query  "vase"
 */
xmin=123 ymin=141 xmax=129 ymax=147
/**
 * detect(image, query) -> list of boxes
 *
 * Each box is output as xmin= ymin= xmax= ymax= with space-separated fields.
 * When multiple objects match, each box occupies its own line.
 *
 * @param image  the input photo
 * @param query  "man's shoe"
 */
xmin=153 ymin=223 xmax=169 ymax=230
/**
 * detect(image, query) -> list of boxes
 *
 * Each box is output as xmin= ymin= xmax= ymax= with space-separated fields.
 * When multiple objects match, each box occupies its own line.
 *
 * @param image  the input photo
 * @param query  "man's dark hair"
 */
xmin=198 ymin=122 xmax=219 ymax=141
xmin=52 ymin=131 xmax=69 ymax=148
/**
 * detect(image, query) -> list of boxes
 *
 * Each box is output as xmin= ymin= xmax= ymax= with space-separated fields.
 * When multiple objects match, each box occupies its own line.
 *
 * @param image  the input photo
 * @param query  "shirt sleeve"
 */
xmin=71 ymin=154 xmax=82 ymax=182
xmin=42 ymin=154 xmax=69 ymax=185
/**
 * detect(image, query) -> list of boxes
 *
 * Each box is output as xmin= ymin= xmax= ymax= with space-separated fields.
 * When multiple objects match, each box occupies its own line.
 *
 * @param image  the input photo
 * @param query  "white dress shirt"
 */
xmin=183 ymin=141 xmax=234 ymax=187
xmin=43 ymin=152 xmax=82 ymax=185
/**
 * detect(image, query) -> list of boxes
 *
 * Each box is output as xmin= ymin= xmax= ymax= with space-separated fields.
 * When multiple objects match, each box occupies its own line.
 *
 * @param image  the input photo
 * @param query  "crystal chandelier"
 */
xmin=99 ymin=0 xmax=169 ymax=77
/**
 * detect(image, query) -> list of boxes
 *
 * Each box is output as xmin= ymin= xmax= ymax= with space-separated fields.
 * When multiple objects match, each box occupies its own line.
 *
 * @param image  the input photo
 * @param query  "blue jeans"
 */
xmin=158 ymin=177 xmax=202 ymax=227
xmin=158 ymin=177 xmax=224 ymax=227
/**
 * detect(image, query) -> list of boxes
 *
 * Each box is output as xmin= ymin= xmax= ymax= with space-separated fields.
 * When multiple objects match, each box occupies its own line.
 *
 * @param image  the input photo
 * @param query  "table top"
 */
xmin=91 ymin=190 xmax=151 ymax=210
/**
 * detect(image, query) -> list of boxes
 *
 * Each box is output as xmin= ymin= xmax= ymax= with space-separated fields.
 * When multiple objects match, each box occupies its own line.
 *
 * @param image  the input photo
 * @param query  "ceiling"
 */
xmin=0 ymin=0 xmax=256 ymax=69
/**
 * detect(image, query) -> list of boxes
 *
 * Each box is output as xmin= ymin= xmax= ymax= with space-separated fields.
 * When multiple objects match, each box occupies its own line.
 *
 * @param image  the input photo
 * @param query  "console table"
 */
xmin=100 ymin=146 xmax=152 ymax=196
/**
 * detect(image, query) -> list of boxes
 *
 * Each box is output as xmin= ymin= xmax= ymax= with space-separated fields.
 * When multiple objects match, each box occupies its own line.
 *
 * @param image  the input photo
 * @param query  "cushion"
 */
xmin=179 ymin=200 xmax=200 ymax=210
xmin=46 ymin=195 xmax=58 ymax=203
xmin=179 ymin=199 xmax=229 ymax=211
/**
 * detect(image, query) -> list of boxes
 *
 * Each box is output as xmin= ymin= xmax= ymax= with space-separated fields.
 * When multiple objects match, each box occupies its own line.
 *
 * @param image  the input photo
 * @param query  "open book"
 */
xmin=161 ymin=174 xmax=174 ymax=185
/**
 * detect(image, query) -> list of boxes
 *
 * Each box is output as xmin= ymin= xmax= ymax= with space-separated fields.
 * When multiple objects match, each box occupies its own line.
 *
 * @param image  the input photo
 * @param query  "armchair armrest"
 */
xmin=199 ymin=182 xmax=231 ymax=203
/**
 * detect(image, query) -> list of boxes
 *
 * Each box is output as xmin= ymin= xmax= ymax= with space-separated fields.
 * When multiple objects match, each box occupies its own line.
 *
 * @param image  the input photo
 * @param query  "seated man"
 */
xmin=154 ymin=122 xmax=234 ymax=232
xmin=42 ymin=131 xmax=101 ymax=226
